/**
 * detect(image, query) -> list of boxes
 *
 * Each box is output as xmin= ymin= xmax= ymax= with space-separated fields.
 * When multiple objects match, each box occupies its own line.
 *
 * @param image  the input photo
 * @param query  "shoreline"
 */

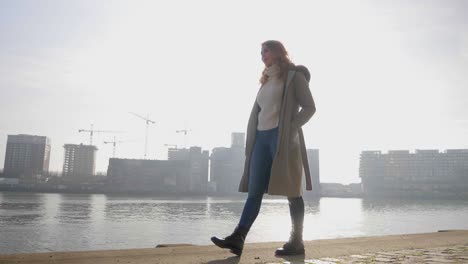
xmin=1 ymin=230 xmax=467 ymax=263
xmin=3 ymin=189 xmax=467 ymax=200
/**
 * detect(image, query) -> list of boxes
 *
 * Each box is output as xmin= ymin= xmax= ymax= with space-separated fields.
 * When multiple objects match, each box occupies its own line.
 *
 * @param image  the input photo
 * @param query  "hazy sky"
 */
xmin=1 ymin=0 xmax=468 ymax=184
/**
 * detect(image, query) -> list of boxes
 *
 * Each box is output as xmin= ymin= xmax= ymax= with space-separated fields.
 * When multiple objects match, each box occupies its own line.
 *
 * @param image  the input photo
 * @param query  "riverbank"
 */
xmin=1 ymin=230 xmax=467 ymax=263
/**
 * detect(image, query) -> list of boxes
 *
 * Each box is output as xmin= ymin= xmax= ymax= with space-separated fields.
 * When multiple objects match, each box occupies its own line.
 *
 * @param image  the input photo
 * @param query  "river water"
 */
xmin=1 ymin=191 xmax=467 ymax=254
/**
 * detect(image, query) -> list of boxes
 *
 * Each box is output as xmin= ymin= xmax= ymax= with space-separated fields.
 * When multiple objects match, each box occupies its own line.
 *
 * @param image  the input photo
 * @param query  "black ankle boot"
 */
xmin=275 ymin=230 xmax=305 ymax=255
xmin=275 ymin=197 xmax=305 ymax=256
xmin=211 ymin=226 xmax=249 ymax=256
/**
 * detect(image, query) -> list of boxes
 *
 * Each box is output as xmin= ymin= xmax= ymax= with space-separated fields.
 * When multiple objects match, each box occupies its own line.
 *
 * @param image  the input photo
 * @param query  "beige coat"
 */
xmin=238 ymin=66 xmax=316 ymax=197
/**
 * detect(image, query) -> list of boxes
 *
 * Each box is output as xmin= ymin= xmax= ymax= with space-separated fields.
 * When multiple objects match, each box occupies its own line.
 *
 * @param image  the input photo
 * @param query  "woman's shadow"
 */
xmin=203 ymin=254 xmax=306 ymax=264
xmin=203 ymin=256 xmax=240 ymax=264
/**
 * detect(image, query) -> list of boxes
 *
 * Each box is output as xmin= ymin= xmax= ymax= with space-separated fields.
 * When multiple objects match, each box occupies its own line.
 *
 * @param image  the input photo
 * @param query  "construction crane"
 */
xmin=129 ymin=112 xmax=156 ymax=159
xmin=78 ymin=124 xmax=119 ymax=146
xmin=176 ymin=129 xmax=191 ymax=148
xmin=164 ymin=144 xmax=178 ymax=149
xmin=104 ymin=137 xmax=139 ymax=158
xmin=103 ymin=137 xmax=122 ymax=158
xmin=176 ymin=129 xmax=190 ymax=135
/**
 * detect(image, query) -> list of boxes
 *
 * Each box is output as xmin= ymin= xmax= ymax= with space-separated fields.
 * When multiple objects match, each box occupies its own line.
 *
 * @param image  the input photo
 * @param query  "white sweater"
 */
xmin=256 ymin=64 xmax=284 ymax=131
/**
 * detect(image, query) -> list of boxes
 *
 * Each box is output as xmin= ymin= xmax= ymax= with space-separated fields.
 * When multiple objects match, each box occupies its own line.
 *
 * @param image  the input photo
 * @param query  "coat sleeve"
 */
xmin=245 ymin=100 xmax=260 ymax=156
xmin=291 ymin=72 xmax=316 ymax=128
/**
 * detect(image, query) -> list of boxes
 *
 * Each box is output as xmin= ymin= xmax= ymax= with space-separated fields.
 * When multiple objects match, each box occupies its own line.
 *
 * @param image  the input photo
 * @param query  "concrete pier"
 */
xmin=1 ymin=230 xmax=467 ymax=263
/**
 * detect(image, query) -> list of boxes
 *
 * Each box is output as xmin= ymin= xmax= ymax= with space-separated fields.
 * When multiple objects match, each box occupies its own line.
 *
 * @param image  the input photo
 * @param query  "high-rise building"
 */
xmin=168 ymin=146 xmax=209 ymax=193
xmin=62 ymin=144 xmax=98 ymax=178
xmin=210 ymin=132 xmax=246 ymax=195
xmin=231 ymin=132 xmax=245 ymax=148
xmin=360 ymin=149 xmax=468 ymax=198
xmin=168 ymin=148 xmax=189 ymax=160
xmin=107 ymin=146 xmax=209 ymax=194
xmin=107 ymin=158 xmax=190 ymax=193
xmin=210 ymin=147 xmax=237 ymax=194
xmin=3 ymin=134 xmax=50 ymax=178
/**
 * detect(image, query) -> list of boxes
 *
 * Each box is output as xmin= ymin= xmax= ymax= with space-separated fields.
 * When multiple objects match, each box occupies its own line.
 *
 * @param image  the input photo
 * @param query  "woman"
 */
xmin=211 ymin=40 xmax=316 ymax=256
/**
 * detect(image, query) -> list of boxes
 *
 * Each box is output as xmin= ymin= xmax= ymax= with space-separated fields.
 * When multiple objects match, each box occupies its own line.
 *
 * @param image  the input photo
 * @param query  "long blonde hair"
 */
xmin=260 ymin=40 xmax=293 ymax=85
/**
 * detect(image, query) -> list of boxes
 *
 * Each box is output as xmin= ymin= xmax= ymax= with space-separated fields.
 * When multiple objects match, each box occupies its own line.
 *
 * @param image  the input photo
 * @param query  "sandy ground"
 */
xmin=1 ymin=229 xmax=467 ymax=264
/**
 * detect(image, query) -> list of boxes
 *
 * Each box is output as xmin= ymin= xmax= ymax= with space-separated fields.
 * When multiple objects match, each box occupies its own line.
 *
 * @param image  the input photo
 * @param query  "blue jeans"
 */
xmin=238 ymin=126 xmax=278 ymax=229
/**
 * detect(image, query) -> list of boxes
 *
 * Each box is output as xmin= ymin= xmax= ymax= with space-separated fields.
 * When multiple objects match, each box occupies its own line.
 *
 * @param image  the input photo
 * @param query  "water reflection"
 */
xmin=0 ymin=214 xmax=43 ymax=225
xmin=103 ymin=196 xmax=247 ymax=223
xmin=0 ymin=202 xmax=41 ymax=210
xmin=106 ymin=202 xmax=163 ymax=221
xmin=0 ymin=191 xmax=44 ymax=201
xmin=205 ymin=197 xmax=247 ymax=218
xmin=359 ymin=197 xmax=468 ymax=236
xmin=304 ymin=198 xmax=320 ymax=214
xmin=207 ymin=201 xmax=244 ymax=220
xmin=0 ymin=192 xmax=45 ymax=226
xmin=1 ymin=192 xmax=467 ymax=255
xmin=303 ymin=198 xmax=365 ymax=240
xmin=361 ymin=197 xmax=468 ymax=212
xmin=56 ymin=194 xmax=94 ymax=223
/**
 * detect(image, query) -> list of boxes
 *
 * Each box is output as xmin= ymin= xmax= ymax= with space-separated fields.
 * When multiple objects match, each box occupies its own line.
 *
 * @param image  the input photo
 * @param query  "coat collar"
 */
xmin=284 ymin=70 xmax=296 ymax=91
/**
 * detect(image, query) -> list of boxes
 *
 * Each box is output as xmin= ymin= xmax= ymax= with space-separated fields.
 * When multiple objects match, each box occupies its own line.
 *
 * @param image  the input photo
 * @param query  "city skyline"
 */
xmin=2 ymin=131 xmax=467 ymax=181
xmin=1 ymin=1 xmax=468 ymax=184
